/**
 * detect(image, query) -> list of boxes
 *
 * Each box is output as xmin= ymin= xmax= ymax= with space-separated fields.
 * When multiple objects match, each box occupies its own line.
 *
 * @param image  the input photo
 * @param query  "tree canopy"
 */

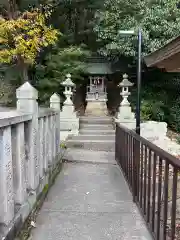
xmin=95 ymin=0 xmax=180 ymax=58
xmin=0 ymin=9 xmax=59 ymax=75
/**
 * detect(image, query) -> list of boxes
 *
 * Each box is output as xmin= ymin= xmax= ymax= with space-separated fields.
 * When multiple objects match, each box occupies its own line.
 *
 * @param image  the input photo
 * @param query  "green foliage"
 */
xmin=135 ymin=71 xmax=180 ymax=133
xmin=0 ymin=11 xmax=59 ymax=64
xmin=168 ymin=103 xmax=180 ymax=132
xmin=43 ymin=184 xmax=49 ymax=193
xmin=0 ymin=77 xmax=15 ymax=106
xmin=60 ymin=142 xmax=67 ymax=149
xmin=140 ymin=100 xmax=165 ymax=122
xmin=33 ymin=45 xmax=90 ymax=104
xmin=95 ymin=0 xmax=180 ymax=57
xmin=0 ymin=1 xmax=60 ymax=84
xmin=38 ymin=0 xmax=104 ymax=50
xmin=0 ymin=64 xmax=22 ymax=105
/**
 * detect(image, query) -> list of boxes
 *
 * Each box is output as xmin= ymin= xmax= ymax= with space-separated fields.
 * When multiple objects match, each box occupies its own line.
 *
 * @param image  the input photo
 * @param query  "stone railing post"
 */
xmin=50 ymin=93 xmax=60 ymax=110
xmin=16 ymin=82 xmax=39 ymax=192
xmin=11 ymin=121 xmax=27 ymax=205
xmin=0 ymin=125 xmax=14 ymax=225
xmin=50 ymin=93 xmax=60 ymax=164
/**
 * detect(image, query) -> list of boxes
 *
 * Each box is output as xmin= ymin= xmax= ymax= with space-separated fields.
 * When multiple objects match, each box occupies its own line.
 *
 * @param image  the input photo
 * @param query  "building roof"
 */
xmin=85 ymin=55 xmax=112 ymax=75
xmin=85 ymin=55 xmax=134 ymax=75
xmin=86 ymin=62 xmax=112 ymax=75
xmin=144 ymin=36 xmax=180 ymax=72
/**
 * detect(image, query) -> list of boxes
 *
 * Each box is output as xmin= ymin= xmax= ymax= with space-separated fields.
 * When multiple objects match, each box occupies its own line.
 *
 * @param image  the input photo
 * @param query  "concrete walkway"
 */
xmin=31 ymin=151 xmax=152 ymax=240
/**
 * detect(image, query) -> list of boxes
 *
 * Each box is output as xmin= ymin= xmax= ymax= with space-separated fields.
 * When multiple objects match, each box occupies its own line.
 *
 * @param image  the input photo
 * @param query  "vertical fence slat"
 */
xmin=12 ymin=123 xmax=27 ymax=205
xmin=44 ymin=116 xmax=49 ymax=172
xmin=136 ymin=140 xmax=140 ymax=203
xmin=25 ymin=119 xmax=38 ymax=190
xmin=140 ymin=143 xmax=144 ymax=207
xmin=53 ymin=114 xmax=56 ymax=163
xmin=0 ymin=126 xmax=14 ymax=225
xmin=39 ymin=118 xmax=44 ymax=179
xmin=115 ymin=124 xmax=118 ymax=160
xmin=143 ymin=145 xmax=148 ymax=215
xmin=163 ymin=161 xmax=169 ymax=240
xmin=151 ymin=153 xmax=157 ymax=233
xmin=130 ymin=135 xmax=133 ymax=187
xmin=157 ymin=157 xmax=163 ymax=240
xmin=123 ymin=130 xmax=125 ymax=173
xmin=127 ymin=134 xmax=130 ymax=182
xmin=48 ymin=115 xmax=52 ymax=166
xmin=133 ymin=138 xmax=138 ymax=202
xmin=124 ymin=132 xmax=126 ymax=175
xmin=171 ymin=167 xmax=178 ymax=240
xmin=55 ymin=112 xmax=60 ymax=161
xmin=147 ymin=149 xmax=152 ymax=223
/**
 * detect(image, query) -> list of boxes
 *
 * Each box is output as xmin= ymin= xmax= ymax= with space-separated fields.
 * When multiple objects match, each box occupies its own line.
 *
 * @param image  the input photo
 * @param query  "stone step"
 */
xmin=63 ymin=149 xmax=116 ymax=164
xmin=80 ymin=124 xmax=114 ymax=130
xmin=69 ymin=134 xmax=115 ymax=141
xmin=80 ymin=117 xmax=112 ymax=125
xmin=79 ymin=129 xmax=115 ymax=135
xmin=66 ymin=139 xmax=115 ymax=152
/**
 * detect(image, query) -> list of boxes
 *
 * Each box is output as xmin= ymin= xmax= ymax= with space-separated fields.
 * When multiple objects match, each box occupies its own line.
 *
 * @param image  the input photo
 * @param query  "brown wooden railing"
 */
xmin=115 ymin=123 xmax=180 ymax=240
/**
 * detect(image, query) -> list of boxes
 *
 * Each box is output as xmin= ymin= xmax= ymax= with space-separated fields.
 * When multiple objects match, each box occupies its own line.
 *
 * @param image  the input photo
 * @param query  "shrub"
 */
xmin=140 ymin=100 xmax=165 ymax=122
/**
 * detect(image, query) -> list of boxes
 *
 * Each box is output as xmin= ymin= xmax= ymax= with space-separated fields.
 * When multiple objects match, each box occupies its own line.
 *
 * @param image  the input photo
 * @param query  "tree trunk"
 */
xmin=17 ymin=56 xmax=29 ymax=83
xmin=22 ymin=63 xmax=29 ymax=83
xmin=7 ymin=0 xmax=17 ymax=19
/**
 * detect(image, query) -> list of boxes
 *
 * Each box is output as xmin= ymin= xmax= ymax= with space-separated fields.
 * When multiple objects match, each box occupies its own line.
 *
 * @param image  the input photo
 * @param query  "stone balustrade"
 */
xmin=0 ymin=82 xmax=63 ymax=239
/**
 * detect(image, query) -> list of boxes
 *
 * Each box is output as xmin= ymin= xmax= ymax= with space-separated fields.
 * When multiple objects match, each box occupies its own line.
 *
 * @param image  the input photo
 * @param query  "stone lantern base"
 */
xmin=60 ymin=104 xmax=79 ymax=135
xmin=114 ymin=117 xmax=136 ymax=130
xmin=117 ymin=105 xmax=134 ymax=120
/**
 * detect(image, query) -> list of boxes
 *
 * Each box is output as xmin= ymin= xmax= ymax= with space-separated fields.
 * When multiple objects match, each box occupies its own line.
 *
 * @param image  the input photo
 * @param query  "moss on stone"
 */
xmin=43 ymin=184 xmax=49 ymax=193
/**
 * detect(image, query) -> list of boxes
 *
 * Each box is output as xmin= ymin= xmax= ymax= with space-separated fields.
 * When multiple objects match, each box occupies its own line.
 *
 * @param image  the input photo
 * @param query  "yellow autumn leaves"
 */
xmin=0 ymin=9 xmax=59 ymax=64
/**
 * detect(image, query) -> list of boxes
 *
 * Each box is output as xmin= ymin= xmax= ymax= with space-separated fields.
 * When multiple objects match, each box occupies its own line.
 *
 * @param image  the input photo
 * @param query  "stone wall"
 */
xmin=0 ymin=82 xmax=65 ymax=240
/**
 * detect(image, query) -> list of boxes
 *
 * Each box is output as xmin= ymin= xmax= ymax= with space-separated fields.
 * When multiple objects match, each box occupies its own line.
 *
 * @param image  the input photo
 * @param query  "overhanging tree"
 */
xmin=0 ymin=6 xmax=59 ymax=83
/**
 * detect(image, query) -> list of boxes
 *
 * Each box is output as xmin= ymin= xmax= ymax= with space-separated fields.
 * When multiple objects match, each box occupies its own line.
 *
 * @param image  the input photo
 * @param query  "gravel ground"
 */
xmin=150 ymin=129 xmax=180 ymax=159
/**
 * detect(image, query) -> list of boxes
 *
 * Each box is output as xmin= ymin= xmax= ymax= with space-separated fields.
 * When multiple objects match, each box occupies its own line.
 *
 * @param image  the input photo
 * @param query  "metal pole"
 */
xmin=136 ymin=28 xmax=142 ymax=135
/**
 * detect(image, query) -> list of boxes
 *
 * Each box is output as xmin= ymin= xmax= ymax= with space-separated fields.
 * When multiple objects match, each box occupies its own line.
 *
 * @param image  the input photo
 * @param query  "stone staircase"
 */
xmin=67 ymin=116 xmax=115 ymax=151
xmin=64 ymin=116 xmax=116 ymax=162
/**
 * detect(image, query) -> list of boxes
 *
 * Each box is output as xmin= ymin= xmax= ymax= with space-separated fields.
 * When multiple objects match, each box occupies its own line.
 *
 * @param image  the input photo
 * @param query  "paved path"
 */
xmin=31 ymin=151 xmax=152 ymax=240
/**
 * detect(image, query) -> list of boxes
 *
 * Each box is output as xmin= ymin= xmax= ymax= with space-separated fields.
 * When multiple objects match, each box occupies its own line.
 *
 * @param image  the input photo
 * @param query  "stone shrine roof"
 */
xmin=85 ymin=56 xmax=112 ymax=75
xmin=86 ymin=62 xmax=112 ymax=75
xmin=85 ymin=55 xmax=132 ymax=75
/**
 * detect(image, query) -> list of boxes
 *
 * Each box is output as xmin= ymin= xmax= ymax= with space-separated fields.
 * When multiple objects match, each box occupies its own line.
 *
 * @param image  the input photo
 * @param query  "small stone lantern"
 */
xmin=118 ymin=73 xmax=134 ymax=107
xmin=61 ymin=74 xmax=75 ymax=105
xmin=60 ymin=74 xmax=79 ymax=135
xmin=117 ymin=73 xmax=134 ymax=121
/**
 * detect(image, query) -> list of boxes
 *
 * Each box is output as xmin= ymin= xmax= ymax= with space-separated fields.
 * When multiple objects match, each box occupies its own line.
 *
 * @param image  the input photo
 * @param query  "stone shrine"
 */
xmin=84 ymin=56 xmax=112 ymax=116
xmin=85 ymin=76 xmax=108 ymax=116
